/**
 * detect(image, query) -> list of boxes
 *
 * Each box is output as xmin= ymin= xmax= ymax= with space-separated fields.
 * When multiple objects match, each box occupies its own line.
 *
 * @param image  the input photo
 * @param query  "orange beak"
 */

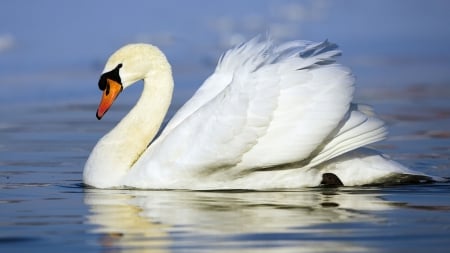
xmin=96 ymin=79 xmax=123 ymax=120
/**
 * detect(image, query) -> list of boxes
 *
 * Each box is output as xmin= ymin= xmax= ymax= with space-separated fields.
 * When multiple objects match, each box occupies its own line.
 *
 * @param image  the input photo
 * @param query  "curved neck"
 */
xmin=114 ymin=71 xmax=174 ymax=167
xmin=84 ymin=60 xmax=173 ymax=188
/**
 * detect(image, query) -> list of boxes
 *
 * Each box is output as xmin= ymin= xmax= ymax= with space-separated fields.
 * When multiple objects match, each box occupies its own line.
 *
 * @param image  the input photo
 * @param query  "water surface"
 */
xmin=1 ymin=90 xmax=450 ymax=252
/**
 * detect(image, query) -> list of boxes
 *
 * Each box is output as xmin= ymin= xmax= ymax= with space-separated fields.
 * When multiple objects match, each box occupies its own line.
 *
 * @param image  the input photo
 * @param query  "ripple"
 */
xmin=0 ymin=237 xmax=39 ymax=244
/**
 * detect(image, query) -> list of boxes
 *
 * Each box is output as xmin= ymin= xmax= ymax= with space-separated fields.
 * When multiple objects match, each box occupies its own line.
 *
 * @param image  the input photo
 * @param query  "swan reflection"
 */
xmin=84 ymin=189 xmax=393 ymax=252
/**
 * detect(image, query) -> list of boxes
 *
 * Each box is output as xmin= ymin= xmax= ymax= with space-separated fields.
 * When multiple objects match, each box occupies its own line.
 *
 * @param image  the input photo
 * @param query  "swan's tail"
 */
xmin=318 ymin=148 xmax=446 ymax=186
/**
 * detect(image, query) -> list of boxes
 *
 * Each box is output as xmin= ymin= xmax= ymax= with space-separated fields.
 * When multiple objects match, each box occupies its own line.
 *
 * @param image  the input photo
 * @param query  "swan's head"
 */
xmin=96 ymin=43 xmax=168 ymax=119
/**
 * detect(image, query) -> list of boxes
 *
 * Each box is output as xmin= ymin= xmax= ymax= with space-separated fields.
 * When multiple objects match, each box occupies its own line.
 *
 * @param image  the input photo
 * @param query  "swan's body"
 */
xmin=84 ymin=38 xmax=437 ymax=189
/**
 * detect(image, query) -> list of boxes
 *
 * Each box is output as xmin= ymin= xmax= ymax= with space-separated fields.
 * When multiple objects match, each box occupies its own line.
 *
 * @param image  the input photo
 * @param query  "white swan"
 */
xmin=83 ymin=37 xmax=437 ymax=189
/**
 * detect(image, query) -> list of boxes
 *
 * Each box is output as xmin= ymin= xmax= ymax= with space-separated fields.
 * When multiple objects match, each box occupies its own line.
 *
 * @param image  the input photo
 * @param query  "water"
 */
xmin=3 ymin=87 xmax=450 ymax=252
xmin=1 ymin=1 xmax=450 ymax=252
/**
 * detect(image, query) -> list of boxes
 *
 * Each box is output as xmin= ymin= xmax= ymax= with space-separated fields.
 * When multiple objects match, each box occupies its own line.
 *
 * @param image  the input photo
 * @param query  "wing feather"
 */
xmin=307 ymin=106 xmax=387 ymax=167
xmin=138 ymin=39 xmax=282 ymax=173
xmin=237 ymin=42 xmax=354 ymax=169
xmin=137 ymin=38 xmax=385 ymax=179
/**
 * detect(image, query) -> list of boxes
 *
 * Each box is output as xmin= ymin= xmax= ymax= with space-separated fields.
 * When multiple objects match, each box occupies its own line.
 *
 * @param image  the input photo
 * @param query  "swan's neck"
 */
xmin=113 ymin=72 xmax=173 ymax=167
xmin=84 ymin=58 xmax=173 ymax=188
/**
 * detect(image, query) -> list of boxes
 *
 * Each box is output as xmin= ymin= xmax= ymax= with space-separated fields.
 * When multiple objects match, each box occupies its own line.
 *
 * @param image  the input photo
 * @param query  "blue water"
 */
xmin=1 ymin=1 xmax=450 ymax=252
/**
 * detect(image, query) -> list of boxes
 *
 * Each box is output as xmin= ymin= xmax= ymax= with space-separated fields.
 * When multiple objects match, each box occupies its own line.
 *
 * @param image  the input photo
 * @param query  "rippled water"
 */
xmin=1 ymin=87 xmax=450 ymax=252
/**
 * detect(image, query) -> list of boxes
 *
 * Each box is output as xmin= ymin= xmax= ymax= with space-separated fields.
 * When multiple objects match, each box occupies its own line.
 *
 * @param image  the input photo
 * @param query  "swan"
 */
xmin=83 ymin=37 xmax=438 ymax=189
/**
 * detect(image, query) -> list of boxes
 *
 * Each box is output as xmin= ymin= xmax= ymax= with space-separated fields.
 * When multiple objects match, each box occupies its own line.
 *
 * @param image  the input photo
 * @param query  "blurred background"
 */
xmin=1 ymin=0 xmax=450 ymax=106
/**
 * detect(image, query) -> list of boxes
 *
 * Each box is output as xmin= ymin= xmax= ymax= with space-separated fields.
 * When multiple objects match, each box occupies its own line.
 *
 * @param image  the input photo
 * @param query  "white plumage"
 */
xmin=83 ymin=37 xmax=439 ymax=189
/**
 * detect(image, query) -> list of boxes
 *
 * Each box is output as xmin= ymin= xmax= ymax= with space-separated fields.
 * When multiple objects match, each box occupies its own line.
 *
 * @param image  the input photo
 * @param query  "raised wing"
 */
xmin=137 ymin=38 xmax=359 ymax=176
xmin=137 ymin=38 xmax=281 ymax=173
xmin=236 ymin=41 xmax=355 ymax=170
xmin=160 ymin=37 xmax=273 ymax=138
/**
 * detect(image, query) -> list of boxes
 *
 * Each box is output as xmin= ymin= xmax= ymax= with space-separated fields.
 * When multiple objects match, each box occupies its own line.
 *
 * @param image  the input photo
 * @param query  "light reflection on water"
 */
xmin=83 ymin=185 xmax=450 ymax=253
xmin=84 ymin=189 xmax=385 ymax=253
